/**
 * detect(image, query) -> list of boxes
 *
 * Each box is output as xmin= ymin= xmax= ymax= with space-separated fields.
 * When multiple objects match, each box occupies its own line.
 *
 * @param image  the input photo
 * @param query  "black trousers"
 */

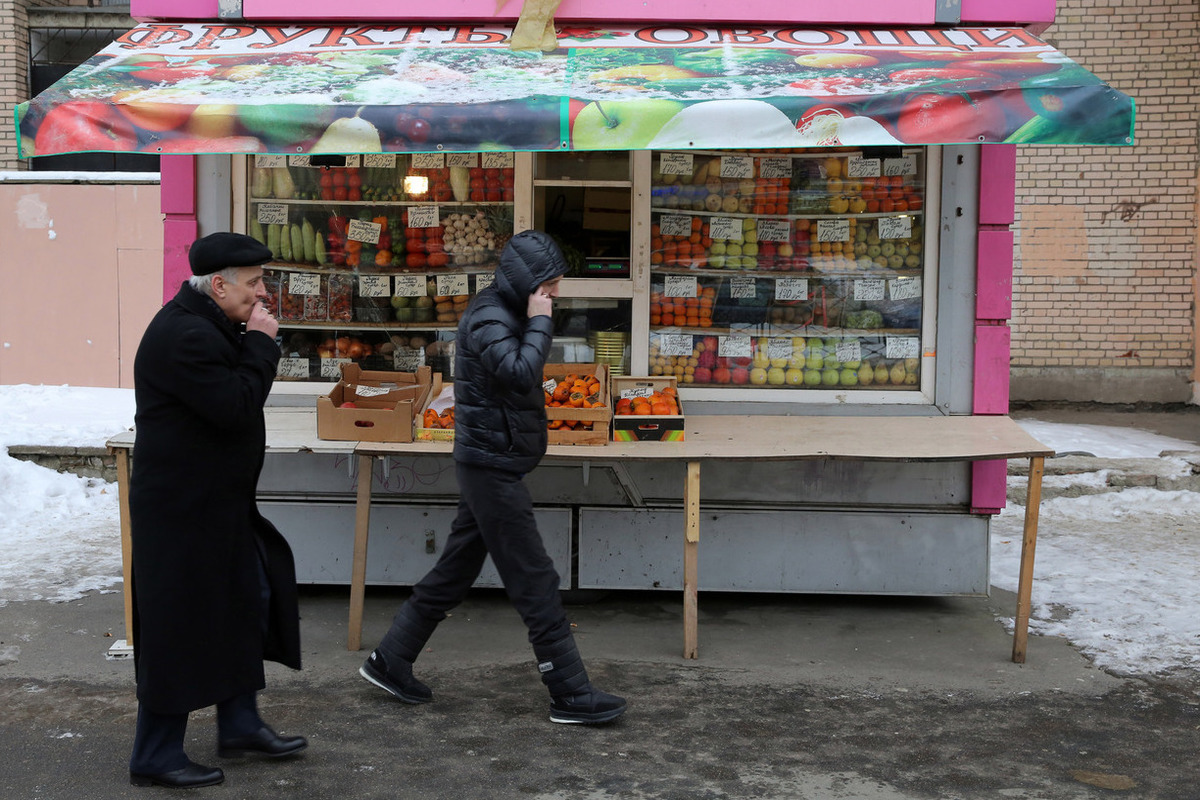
xmin=129 ymin=691 xmax=261 ymax=774
xmin=408 ymin=461 xmax=571 ymax=647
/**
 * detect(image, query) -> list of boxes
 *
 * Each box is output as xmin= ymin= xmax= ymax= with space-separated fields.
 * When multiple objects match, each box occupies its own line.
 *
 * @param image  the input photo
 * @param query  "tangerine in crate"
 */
xmin=611 ymin=376 xmax=685 ymax=442
xmin=543 ymin=363 xmax=610 ymax=446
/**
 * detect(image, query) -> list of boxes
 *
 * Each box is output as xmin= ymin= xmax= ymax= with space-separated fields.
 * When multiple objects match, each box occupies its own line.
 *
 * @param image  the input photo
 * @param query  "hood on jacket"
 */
xmin=493 ymin=230 xmax=568 ymax=310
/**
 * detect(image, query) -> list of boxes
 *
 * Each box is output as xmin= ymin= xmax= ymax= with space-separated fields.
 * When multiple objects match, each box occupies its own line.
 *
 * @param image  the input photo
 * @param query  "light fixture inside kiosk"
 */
xmin=403 ymin=175 xmax=429 ymax=196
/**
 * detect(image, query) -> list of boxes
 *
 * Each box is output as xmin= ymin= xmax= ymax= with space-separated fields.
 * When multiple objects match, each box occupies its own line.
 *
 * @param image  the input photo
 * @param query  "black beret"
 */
xmin=188 ymin=232 xmax=272 ymax=276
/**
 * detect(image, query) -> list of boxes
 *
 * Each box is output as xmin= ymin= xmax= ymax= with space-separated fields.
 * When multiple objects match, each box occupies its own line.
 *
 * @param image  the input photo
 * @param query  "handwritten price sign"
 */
xmin=660 ymin=152 xmax=693 ymax=175
xmin=406 ymin=205 xmax=440 ymax=228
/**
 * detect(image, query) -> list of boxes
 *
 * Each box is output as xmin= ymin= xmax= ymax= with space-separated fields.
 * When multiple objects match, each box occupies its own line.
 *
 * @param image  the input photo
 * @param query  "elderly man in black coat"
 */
xmin=360 ymin=230 xmax=626 ymax=725
xmin=127 ymin=232 xmax=304 ymax=789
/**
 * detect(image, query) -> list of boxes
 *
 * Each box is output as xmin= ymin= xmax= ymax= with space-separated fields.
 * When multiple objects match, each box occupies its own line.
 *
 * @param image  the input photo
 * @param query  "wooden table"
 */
xmin=108 ymin=410 xmax=1052 ymax=664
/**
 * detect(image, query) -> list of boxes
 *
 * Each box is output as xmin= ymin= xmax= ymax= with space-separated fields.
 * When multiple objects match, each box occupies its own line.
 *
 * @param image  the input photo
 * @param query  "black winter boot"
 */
xmin=534 ymin=636 xmax=626 ymax=724
xmin=360 ymin=603 xmax=437 ymax=704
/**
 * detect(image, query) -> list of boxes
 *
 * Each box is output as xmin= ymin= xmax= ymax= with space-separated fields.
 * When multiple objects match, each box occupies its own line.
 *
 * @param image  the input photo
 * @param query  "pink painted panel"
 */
xmin=118 ymin=245 xmax=167 ymax=389
xmin=970 ymin=459 xmax=1007 ymax=512
xmin=976 ymin=229 xmax=1014 ymax=320
xmin=961 ymin=0 xmax=1055 ymax=26
xmin=979 ymin=144 xmax=1016 ymax=225
xmin=973 ymin=323 xmax=1011 ymax=414
xmin=132 ymin=0 xmax=216 ymax=20
xmin=159 ymin=155 xmax=196 ymax=216
xmin=163 ymin=217 xmax=199 ymax=303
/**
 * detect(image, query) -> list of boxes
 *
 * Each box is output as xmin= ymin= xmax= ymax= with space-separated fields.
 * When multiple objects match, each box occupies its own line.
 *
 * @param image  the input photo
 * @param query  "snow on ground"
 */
xmin=1 ymin=384 xmax=1198 ymax=677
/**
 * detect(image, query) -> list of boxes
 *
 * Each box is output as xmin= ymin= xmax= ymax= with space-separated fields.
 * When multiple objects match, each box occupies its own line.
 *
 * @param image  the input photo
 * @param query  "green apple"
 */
xmin=239 ymin=102 xmax=333 ymax=148
xmin=726 ymin=243 xmax=742 ymax=257
xmin=709 ymin=242 xmax=726 ymax=256
xmin=839 ymin=368 xmax=859 ymax=386
xmin=572 ymin=99 xmax=685 ymax=150
xmin=767 ymin=366 xmax=786 ymax=385
xmin=822 ymin=367 xmax=841 ymax=386
xmin=390 ymin=295 xmax=412 ymax=309
xmin=708 ymin=255 xmax=727 ymax=268
xmin=803 ymin=369 xmax=823 ymax=386
xmin=394 ymin=307 xmax=415 ymax=322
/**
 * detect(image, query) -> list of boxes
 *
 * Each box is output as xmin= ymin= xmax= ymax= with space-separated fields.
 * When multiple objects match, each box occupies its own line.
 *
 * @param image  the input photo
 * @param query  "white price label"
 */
xmin=406 ymin=205 xmax=440 ymax=228
xmin=718 ymin=334 xmax=753 ymax=359
xmin=847 ymin=156 xmax=881 ymax=178
xmin=854 ymin=279 xmax=886 ymax=302
xmin=287 ymin=155 xmax=312 ymax=167
xmin=730 ymin=277 xmax=756 ymax=299
xmin=256 ymin=204 xmax=288 ymax=226
xmin=288 ymin=273 xmax=320 ymax=295
xmin=886 ymin=336 xmax=921 ymax=359
xmin=756 ymin=219 xmax=790 ymax=241
xmin=447 ymin=153 xmax=478 ymax=167
xmin=758 ymin=157 xmax=792 ymax=179
xmin=709 ymin=216 xmax=741 ymax=242
xmin=363 ymin=154 xmax=396 ymax=168
xmin=437 ymin=273 xmax=469 ymax=296
xmin=659 ymin=214 xmax=693 ymax=238
xmin=354 ymin=384 xmax=391 ymax=398
xmin=393 ymin=274 xmax=427 ymax=297
xmin=766 ymin=337 xmax=793 ymax=360
xmin=542 ymin=378 xmax=557 ymax=394
xmin=277 ymin=357 xmax=309 ymax=379
xmin=775 ymin=277 xmax=809 ymax=301
xmin=659 ymin=152 xmax=693 ymax=175
xmin=817 ymin=218 xmax=850 ymax=243
xmin=889 ymin=276 xmax=922 ymax=301
xmin=255 ymin=155 xmax=286 ymax=168
xmin=393 ymin=348 xmax=426 ymax=371
xmin=347 ymin=218 xmax=382 ymax=245
xmin=620 ymin=386 xmax=655 ymax=399
xmin=481 ymin=152 xmax=513 ymax=169
xmin=320 ymin=357 xmax=352 ymax=380
xmin=836 ymin=340 xmax=862 ymax=363
xmin=878 ymin=216 xmax=914 ymax=240
xmin=664 ymin=275 xmax=698 ymax=298
xmin=884 ymin=154 xmax=918 ymax=176
xmin=411 ymin=153 xmax=444 ymax=169
xmin=475 ymin=272 xmax=495 ymax=292
xmin=658 ymin=334 xmax=693 ymax=357
xmin=720 ymin=156 xmax=754 ymax=179
xmin=359 ymin=275 xmax=391 ymax=297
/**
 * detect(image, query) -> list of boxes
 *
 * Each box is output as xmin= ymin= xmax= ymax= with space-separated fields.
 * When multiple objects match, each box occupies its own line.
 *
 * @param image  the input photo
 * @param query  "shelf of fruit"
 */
xmin=649 ymin=205 xmax=924 ymax=221
xmin=649 ymin=264 xmax=922 ymax=279
xmin=649 ymin=324 xmax=920 ymax=337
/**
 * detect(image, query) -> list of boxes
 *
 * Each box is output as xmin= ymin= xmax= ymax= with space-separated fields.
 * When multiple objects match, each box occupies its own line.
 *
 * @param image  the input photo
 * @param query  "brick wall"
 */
xmin=1012 ymin=0 xmax=1199 ymax=402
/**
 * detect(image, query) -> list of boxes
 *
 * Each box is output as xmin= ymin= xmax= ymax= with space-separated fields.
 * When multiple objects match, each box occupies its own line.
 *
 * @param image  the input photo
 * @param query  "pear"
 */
xmin=889 ymin=362 xmax=907 ymax=385
xmin=874 ymin=364 xmax=890 ymax=384
xmin=311 ymin=114 xmax=382 ymax=153
xmin=857 ymin=362 xmax=874 ymax=386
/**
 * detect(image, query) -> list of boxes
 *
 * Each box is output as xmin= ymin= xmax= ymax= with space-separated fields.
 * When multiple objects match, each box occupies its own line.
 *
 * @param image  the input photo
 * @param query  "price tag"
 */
xmin=447 ymin=153 xmax=478 ymax=168
xmin=775 ymin=277 xmax=808 ymax=301
xmin=664 ymin=275 xmax=698 ymax=298
xmin=406 ymin=205 xmax=440 ymax=228
xmin=766 ymin=337 xmax=793 ymax=360
xmin=436 ymin=273 xmax=469 ymax=296
xmin=659 ymin=152 xmax=693 ymax=175
xmin=255 ymin=155 xmax=286 ymax=168
xmin=347 ymin=218 xmax=382 ymax=245
xmin=718 ymin=334 xmax=753 ymax=359
xmin=708 ymin=216 xmax=741 ymax=242
xmin=854 ymin=279 xmax=886 ymax=301
xmin=884 ymin=154 xmax=918 ymax=176
xmin=320 ymin=357 xmax=352 ymax=379
xmin=658 ymin=334 xmax=693 ymax=356
xmin=542 ymin=378 xmax=557 ymax=394
xmin=363 ymin=154 xmax=396 ymax=168
xmin=277 ymin=357 xmax=309 ymax=379
xmin=878 ymin=216 xmax=913 ymax=240
xmin=620 ymin=386 xmax=655 ymax=399
xmin=354 ymin=384 xmax=391 ymax=398
xmin=475 ymin=272 xmax=495 ymax=292
xmin=659 ymin=214 xmax=692 ymax=238
xmin=256 ymin=203 xmax=288 ymax=226
xmin=393 ymin=348 xmax=426 ymax=371
xmin=288 ymin=273 xmax=320 ymax=295
xmin=359 ymin=275 xmax=391 ymax=297
xmin=720 ymin=156 xmax=754 ymax=179
xmin=730 ymin=276 xmax=756 ymax=299
xmin=411 ymin=153 xmax=445 ymax=169
xmin=393 ymin=274 xmax=427 ymax=297
xmin=889 ymin=276 xmax=922 ymax=301
xmin=816 ymin=218 xmax=850 ymax=242
xmin=756 ymin=219 xmax=790 ymax=241
xmin=847 ymin=156 xmax=881 ymax=178
xmin=836 ymin=340 xmax=862 ymax=363
xmin=288 ymin=155 xmax=313 ymax=167
xmin=758 ymin=157 xmax=792 ymax=179
xmin=481 ymin=152 xmax=513 ymax=169
xmin=886 ymin=336 xmax=921 ymax=359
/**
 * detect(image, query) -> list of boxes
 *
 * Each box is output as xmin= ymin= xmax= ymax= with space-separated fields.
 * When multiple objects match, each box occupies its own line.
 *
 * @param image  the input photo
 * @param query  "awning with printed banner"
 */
xmin=15 ymin=22 xmax=1135 ymax=156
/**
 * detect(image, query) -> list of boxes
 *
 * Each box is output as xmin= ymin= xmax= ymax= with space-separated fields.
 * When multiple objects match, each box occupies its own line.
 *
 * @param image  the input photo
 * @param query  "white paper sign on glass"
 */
xmin=475 ymin=272 xmax=495 ymax=292
xmin=359 ymin=275 xmax=391 ymax=298
xmin=289 ymin=273 xmax=320 ymax=295
xmin=254 ymin=154 xmax=286 ymax=168
xmin=256 ymin=203 xmax=288 ymax=226
xmin=347 ymin=218 xmax=382 ymax=245
xmin=287 ymin=155 xmax=312 ymax=167
xmin=886 ymin=336 xmax=921 ymax=359
xmin=664 ymin=275 xmax=698 ymax=298
xmin=447 ymin=153 xmax=478 ymax=168
xmin=320 ymin=357 xmax=352 ymax=380
xmin=766 ymin=337 xmax=793 ymax=360
xmin=758 ymin=157 xmax=792 ymax=179
xmin=884 ymin=154 xmax=918 ymax=176
xmin=730 ymin=277 xmax=756 ymax=300
xmin=658 ymin=334 xmax=693 ymax=357
xmin=406 ymin=205 xmax=440 ymax=228
xmin=718 ymin=334 xmax=753 ymax=358
xmin=836 ymin=339 xmax=862 ymax=363
xmin=659 ymin=214 xmax=692 ymax=238
xmin=437 ymin=273 xmax=469 ymax=296
xmin=847 ymin=156 xmax=881 ymax=178
xmin=481 ymin=152 xmax=514 ymax=169
xmin=756 ymin=219 xmax=790 ymax=242
xmin=277 ymin=357 xmax=309 ymax=379
xmin=393 ymin=274 xmax=427 ymax=297
xmin=393 ymin=348 xmax=426 ymax=371
xmin=720 ymin=156 xmax=754 ymax=179
xmin=889 ymin=276 xmax=923 ymax=301
xmin=411 ymin=153 xmax=445 ymax=169
xmin=853 ymin=279 xmax=886 ymax=302
xmin=659 ymin=152 xmax=693 ymax=175
xmin=775 ymin=277 xmax=809 ymax=301
xmin=363 ymin=154 xmax=396 ymax=168
xmin=817 ymin=218 xmax=850 ymax=243
xmin=878 ymin=216 xmax=913 ymax=240
xmin=708 ymin=216 xmax=741 ymax=242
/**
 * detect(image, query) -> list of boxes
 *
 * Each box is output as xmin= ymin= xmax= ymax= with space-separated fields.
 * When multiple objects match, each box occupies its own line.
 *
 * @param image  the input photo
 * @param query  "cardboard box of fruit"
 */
xmin=544 ymin=363 xmax=610 ymax=446
xmin=415 ymin=374 xmax=456 ymax=442
xmin=316 ymin=363 xmax=432 ymax=442
xmin=611 ymin=376 xmax=685 ymax=442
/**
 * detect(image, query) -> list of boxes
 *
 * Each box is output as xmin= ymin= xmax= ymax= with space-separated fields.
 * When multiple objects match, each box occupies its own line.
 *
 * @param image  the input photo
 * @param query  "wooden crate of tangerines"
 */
xmin=611 ymin=376 xmax=685 ymax=442
xmin=543 ymin=363 xmax=610 ymax=446
xmin=415 ymin=374 xmax=456 ymax=441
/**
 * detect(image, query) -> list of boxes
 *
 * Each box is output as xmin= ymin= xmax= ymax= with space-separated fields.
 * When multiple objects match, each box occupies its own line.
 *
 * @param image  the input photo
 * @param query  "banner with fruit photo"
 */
xmin=16 ymin=22 xmax=1134 ymax=156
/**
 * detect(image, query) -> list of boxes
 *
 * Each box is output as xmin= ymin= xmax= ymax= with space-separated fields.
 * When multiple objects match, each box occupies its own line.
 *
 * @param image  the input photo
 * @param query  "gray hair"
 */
xmin=188 ymin=266 xmax=243 ymax=296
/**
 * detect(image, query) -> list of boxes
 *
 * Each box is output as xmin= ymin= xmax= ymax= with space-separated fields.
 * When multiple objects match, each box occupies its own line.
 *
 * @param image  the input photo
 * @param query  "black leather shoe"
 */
xmin=130 ymin=762 xmax=224 ymax=788
xmin=218 ymin=725 xmax=308 ymax=758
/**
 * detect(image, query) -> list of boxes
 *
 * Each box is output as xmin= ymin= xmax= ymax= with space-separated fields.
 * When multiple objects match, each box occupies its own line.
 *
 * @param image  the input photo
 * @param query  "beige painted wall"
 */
xmin=1 ymin=181 xmax=163 ymax=388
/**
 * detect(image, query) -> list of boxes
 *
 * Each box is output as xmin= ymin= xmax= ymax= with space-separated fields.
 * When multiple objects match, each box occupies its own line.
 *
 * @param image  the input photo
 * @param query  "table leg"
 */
xmin=683 ymin=460 xmax=700 ymax=659
xmin=348 ymin=453 xmax=374 ymax=651
xmin=1012 ymin=455 xmax=1045 ymax=664
xmin=114 ymin=447 xmax=134 ymax=648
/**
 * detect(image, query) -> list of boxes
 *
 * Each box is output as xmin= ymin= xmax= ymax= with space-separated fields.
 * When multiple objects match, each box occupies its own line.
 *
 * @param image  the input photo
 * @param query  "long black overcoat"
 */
xmin=129 ymin=282 xmax=300 ymax=714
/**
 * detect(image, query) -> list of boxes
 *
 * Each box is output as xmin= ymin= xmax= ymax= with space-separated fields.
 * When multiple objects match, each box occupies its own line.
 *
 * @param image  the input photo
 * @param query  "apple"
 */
xmin=839 ymin=368 xmax=859 ymax=386
xmin=572 ymin=99 xmax=685 ymax=150
xmin=185 ymin=103 xmax=239 ymax=138
xmin=339 ymin=401 xmax=358 ymax=409
xmin=803 ymin=369 xmax=823 ymax=386
xmin=785 ymin=368 xmax=805 ymax=386
xmin=767 ymin=367 xmax=786 ymax=385
xmin=749 ymin=367 xmax=769 ymax=385
xmin=693 ymin=366 xmax=712 ymax=384
xmin=821 ymin=367 xmax=840 ymax=386
xmin=712 ymin=366 xmax=732 ymax=384
xmin=730 ymin=367 xmax=750 ymax=385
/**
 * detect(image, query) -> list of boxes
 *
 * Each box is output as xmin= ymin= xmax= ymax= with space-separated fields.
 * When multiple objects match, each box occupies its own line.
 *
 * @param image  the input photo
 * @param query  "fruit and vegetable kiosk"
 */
xmin=19 ymin=0 xmax=1132 ymax=658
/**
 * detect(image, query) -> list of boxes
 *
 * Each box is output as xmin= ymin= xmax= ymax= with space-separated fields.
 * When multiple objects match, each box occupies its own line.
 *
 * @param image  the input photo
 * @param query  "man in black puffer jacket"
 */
xmin=360 ymin=230 xmax=626 ymax=725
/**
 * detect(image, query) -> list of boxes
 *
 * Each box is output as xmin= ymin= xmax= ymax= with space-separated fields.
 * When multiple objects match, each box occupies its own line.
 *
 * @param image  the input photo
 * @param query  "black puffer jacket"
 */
xmin=453 ymin=231 xmax=567 ymax=474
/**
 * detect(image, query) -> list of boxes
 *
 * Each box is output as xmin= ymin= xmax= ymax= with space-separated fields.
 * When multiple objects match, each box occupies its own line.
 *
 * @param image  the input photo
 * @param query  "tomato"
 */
xmin=787 ymin=76 xmax=878 ymax=101
xmin=894 ymin=92 xmax=1007 ymax=143
xmin=32 ymin=101 xmax=137 ymax=155
xmin=139 ymin=135 xmax=265 ymax=153
xmin=888 ymin=67 xmax=1001 ymax=87
xmin=127 ymin=60 xmax=214 ymax=83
